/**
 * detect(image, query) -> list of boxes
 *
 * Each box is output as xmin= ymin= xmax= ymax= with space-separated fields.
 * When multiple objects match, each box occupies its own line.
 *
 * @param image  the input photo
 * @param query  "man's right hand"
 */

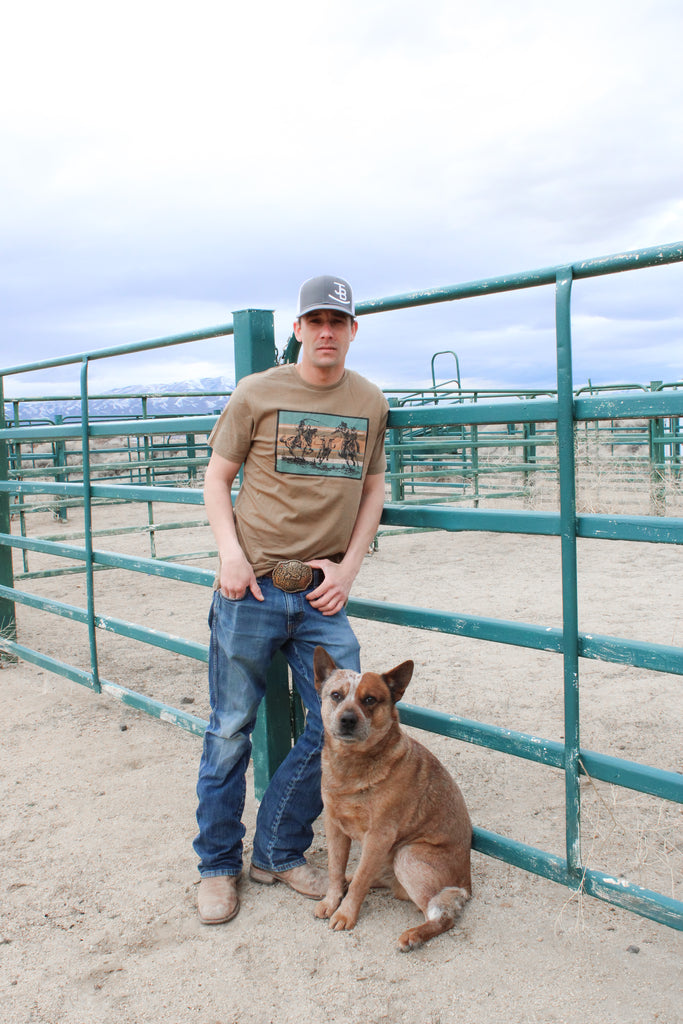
xmin=204 ymin=452 xmax=264 ymax=603
xmin=218 ymin=551 xmax=264 ymax=602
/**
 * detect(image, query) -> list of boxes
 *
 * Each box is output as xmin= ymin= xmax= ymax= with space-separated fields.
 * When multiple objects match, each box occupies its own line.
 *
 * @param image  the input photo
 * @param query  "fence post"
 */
xmin=523 ymin=420 xmax=537 ymax=502
xmin=186 ymin=433 xmax=197 ymax=483
xmin=230 ymin=309 xmax=291 ymax=798
xmin=388 ymin=397 xmax=403 ymax=502
xmin=470 ymin=424 xmax=479 ymax=506
xmin=10 ymin=399 xmax=29 ymax=573
xmin=649 ymin=381 xmax=666 ymax=515
xmin=53 ymin=415 xmax=68 ymax=522
xmin=80 ymin=359 xmax=101 ymax=692
xmin=555 ymin=268 xmax=582 ymax=879
xmin=0 ymin=376 xmax=17 ymax=656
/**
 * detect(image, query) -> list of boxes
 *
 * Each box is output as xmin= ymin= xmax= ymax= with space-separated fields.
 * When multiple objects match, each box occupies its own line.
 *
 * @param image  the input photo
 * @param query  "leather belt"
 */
xmin=262 ymin=560 xmax=325 ymax=593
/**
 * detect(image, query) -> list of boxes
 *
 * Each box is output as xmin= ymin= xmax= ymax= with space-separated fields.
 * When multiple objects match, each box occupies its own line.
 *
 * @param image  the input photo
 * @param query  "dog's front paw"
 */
xmin=315 ymin=893 xmax=343 ymax=920
xmin=329 ymin=898 xmax=359 ymax=931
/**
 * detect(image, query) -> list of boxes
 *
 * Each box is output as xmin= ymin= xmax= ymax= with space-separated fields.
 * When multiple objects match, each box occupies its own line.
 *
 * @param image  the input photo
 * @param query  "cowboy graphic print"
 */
xmin=275 ymin=410 xmax=369 ymax=479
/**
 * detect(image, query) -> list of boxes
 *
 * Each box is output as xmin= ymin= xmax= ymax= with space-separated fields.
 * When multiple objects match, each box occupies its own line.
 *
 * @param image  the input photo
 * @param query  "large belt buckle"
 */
xmin=271 ymin=559 xmax=313 ymax=593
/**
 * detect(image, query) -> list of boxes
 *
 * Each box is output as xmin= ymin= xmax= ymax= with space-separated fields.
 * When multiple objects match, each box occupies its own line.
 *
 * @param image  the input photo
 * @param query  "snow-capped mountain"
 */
xmin=4 ymin=378 xmax=234 ymax=425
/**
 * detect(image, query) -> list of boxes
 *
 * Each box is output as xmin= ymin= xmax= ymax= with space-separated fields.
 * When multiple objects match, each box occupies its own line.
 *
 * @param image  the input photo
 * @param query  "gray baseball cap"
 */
xmin=297 ymin=275 xmax=355 ymax=318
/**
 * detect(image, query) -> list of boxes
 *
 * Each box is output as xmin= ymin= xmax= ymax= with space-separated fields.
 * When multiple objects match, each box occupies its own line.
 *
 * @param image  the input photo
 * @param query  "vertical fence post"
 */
xmin=555 ymin=268 xmax=582 ymax=879
xmin=388 ymin=397 xmax=403 ymax=502
xmin=11 ymin=401 xmax=29 ymax=574
xmin=0 ymin=376 xmax=17 ymax=655
xmin=230 ymin=309 xmax=291 ymax=799
xmin=143 ymin=435 xmax=157 ymax=558
xmin=470 ymin=424 xmax=480 ymax=506
xmin=523 ymin=421 xmax=537 ymax=502
xmin=53 ymin=415 xmax=68 ymax=522
xmin=649 ymin=381 xmax=666 ymax=515
xmin=186 ymin=433 xmax=197 ymax=483
xmin=80 ymin=359 xmax=101 ymax=692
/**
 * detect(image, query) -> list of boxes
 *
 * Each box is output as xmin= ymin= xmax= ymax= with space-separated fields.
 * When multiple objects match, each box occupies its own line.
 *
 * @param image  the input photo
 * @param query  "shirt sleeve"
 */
xmin=366 ymin=396 xmax=389 ymax=475
xmin=208 ymin=383 xmax=254 ymax=465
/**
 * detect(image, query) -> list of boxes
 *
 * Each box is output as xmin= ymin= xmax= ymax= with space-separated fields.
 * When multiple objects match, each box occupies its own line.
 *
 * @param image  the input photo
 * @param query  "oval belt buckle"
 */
xmin=272 ymin=560 xmax=313 ymax=593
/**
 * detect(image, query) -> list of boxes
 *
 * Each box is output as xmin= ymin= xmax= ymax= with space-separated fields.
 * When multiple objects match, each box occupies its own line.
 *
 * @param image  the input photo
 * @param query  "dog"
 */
xmin=313 ymin=645 xmax=472 ymax=951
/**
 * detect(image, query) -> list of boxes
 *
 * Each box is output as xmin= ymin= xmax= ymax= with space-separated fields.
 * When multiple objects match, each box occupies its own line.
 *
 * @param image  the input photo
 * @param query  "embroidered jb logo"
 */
xmin=329 ymin=282 xmax=349 ymax=304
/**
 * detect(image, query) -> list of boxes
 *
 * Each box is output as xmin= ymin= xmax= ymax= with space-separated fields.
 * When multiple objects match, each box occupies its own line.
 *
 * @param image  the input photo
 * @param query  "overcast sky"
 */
xmin=2 ymin=0 xmax=682 ymax=398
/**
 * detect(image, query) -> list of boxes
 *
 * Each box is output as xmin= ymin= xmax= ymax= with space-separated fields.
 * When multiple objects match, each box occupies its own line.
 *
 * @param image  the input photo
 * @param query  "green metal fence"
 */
xmin=1 ymin=243 xmax=682 ymax=932
xmin=7 ymin=385 xmax=681 ymax=519
xmin=382 ymin=380 xmax=681 ymax=513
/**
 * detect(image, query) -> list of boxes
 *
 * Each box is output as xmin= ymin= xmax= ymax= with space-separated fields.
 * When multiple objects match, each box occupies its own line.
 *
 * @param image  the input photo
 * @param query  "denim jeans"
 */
xmin=194 ymin=579 xmax=360 ymax=878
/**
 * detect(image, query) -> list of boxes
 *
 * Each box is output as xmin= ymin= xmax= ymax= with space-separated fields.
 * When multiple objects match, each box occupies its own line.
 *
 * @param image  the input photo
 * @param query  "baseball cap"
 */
xmin=297 ymin=275 xmax=355 ymax=318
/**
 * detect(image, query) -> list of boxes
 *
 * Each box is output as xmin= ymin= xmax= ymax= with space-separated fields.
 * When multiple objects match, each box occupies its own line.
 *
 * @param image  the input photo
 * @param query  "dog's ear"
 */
xmin=313 ymin=646 xmax=338 ymax=692
xmin=382 ymin=660 xmax=414 ymax=704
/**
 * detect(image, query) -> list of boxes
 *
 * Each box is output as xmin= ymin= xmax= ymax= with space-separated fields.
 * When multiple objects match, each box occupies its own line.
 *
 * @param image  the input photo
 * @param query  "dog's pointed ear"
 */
xmin=313 ymin=646 xmax=338 ymax=692
xmin=382 ymin=660 xmax=414 ymax=704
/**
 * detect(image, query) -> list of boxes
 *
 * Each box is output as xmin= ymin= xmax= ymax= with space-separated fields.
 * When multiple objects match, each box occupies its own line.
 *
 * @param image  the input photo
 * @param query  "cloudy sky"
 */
xmin=2 ymin=0 xmax=682 ymax=398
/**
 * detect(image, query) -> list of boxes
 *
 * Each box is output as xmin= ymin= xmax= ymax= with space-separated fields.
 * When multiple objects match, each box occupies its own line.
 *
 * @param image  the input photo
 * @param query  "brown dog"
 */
xmin=313 ymin=646 xmax=472 ymax=951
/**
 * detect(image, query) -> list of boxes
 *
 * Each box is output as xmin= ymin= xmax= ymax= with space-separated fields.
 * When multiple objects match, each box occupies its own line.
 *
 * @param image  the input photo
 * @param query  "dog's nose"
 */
xmin=339 ymin=710 xmax=357 ymax=733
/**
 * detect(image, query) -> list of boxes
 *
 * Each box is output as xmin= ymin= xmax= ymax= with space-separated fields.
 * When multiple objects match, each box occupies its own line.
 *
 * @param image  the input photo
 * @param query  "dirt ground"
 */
xmin=1 ymin=504 xmax=682 ymax=1024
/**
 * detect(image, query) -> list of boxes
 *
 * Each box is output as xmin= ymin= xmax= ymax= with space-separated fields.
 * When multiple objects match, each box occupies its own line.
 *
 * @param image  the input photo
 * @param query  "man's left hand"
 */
xmin=305 ymin=559 xmax=354 ymax=616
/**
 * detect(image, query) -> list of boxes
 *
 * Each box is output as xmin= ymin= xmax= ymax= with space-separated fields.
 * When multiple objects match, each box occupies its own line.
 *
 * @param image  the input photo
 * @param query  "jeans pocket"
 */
xmin=217 ymin=589 xmax=247 ymax=604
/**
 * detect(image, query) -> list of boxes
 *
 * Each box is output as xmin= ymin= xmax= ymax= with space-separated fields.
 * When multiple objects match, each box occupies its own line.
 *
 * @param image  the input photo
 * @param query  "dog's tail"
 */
xmin=398 ymin=886 xmax=470 ymax=952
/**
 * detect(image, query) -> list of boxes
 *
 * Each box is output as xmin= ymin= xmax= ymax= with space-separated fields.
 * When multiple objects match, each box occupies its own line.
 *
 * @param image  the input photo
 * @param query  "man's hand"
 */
xmin=304 ymin=471 xmax=384 ymax=616
xmin=305 ymin=559 xmax=354 ymax=616
xmin=218 ymin=550 xmax=264 ymax=602
xmin=204 ymin=452 xmax=264 ymax=603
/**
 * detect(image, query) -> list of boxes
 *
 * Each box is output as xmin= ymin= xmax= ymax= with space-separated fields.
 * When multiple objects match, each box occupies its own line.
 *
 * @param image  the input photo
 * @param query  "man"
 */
xmin=194 ymin=275 xmax=389 ymax=924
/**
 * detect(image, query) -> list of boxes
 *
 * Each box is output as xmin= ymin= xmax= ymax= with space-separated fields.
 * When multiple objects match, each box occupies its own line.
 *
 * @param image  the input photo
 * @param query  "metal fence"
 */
xmin=6 ymin=384 xmax=681 ymax=520
xmin=1 ymin=243 xmax=682 ymax=931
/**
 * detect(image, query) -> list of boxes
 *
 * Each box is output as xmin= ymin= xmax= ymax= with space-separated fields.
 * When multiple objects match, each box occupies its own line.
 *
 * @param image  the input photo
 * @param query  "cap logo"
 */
xmin=297 ymin=275 xmax=354 ymax=317
xmin=329 ymin=282 xmax=349 ymax=305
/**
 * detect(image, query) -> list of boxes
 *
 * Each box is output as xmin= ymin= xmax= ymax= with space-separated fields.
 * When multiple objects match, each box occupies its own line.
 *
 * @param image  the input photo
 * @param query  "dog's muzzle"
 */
xmin=269 ymin=560 xmax=324 ymax=593
xmin=338 ymin=710 xmax=359 ymax=735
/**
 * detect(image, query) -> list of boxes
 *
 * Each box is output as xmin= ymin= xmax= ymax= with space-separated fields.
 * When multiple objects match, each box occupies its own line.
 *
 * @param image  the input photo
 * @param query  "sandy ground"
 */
xmin=2 ymin=502 xmax=682 ymax=1024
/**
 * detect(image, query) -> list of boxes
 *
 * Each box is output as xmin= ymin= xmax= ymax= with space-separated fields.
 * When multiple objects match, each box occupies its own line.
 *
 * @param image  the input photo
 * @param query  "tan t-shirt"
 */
xmin=209 ymin=363 xmax=389 ymax=577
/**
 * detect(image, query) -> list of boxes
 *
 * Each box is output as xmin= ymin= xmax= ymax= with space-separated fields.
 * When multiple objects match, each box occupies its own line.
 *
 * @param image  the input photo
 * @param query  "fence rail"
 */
xmin=1 ymin=241 xmax=682 ymax=931
xmin=4 ymin=386 xmax=682 ymax=517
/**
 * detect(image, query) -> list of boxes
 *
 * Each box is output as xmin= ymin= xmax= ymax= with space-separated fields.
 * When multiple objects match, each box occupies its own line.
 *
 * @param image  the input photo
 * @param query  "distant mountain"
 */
xmin=4 ymin=377 xmax=234 ymax=425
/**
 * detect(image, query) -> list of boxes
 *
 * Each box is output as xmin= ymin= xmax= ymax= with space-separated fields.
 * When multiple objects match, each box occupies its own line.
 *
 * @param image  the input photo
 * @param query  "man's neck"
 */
xmin=295 ymin=363 xmax=346 ymax=387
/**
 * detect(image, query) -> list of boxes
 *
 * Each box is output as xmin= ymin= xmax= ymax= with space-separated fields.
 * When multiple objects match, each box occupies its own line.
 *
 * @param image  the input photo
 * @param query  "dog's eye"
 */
xmin=330 ymin=691 xmax=343 ymax=703
xmin=362 ymin=695 xmax=377 ymax=707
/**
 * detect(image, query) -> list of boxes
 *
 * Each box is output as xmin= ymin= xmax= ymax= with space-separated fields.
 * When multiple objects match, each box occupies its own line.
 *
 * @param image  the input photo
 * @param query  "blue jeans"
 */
xmin=194 ymin=580 xmax=360 ymax=877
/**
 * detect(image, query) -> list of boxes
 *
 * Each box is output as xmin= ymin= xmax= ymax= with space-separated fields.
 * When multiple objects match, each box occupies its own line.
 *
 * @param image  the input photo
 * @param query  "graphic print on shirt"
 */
xmin=275 ymin=410 xmax=368 ymax=479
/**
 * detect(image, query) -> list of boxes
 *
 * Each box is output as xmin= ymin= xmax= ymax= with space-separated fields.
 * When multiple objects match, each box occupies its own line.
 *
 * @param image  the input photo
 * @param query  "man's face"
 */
xmin=293 ymin=309 xmax=358 ymax=381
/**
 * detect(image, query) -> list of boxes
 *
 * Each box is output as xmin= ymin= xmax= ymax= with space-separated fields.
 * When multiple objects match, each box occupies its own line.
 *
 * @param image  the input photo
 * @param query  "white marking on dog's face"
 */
xmin=340 ymin=673 xmax=361 ymax=700
xmin=324 ymin=669 xmax=361 ymax=704
xmin=321 ymin=668 xmax=393 ymax=746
